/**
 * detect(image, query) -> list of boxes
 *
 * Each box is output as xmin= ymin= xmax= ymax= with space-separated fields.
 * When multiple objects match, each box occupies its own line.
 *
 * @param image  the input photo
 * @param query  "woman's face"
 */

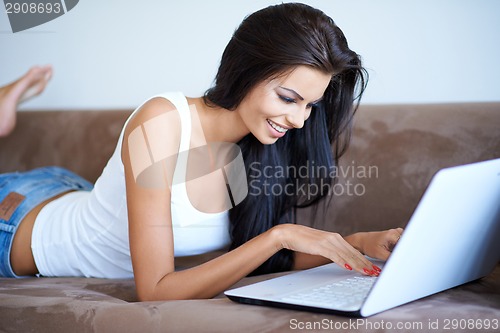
xmin=237 ymin=65 xmax=332 ymax=145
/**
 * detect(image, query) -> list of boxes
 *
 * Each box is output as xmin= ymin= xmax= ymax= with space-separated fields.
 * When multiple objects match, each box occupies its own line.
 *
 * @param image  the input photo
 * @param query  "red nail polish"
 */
xmin=363 ymin=268 xmax=371 ymax=274
xmin=373 ymin=265 xmax=381 ymax=272
xmin=345 ymin=264 xmax=352 ymax=271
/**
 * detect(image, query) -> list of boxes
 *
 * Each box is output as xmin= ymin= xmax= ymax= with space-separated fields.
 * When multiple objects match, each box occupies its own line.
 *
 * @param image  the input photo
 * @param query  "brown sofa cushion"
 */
xmin=1 ymin=265 xmax=499 ymax=332
xmin=0 ymin=110 xmax=130 ymax=183
xmin=1 ymin=102 xmax=499 ymax=332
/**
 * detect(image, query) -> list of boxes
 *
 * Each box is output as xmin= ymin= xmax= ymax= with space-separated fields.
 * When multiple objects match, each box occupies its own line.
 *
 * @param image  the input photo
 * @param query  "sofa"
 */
xmin=0 ymin=102 xmax=499 ymax=333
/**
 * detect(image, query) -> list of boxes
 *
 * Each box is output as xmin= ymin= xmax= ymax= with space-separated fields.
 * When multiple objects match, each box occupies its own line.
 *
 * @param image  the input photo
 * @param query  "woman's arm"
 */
xmin=130 ymin=223 xmax=378 ymax=301
xmin=122 ymin=98 xmax=286 ymax=300
xmin=122 ymin=99 xmax=380 ymax=301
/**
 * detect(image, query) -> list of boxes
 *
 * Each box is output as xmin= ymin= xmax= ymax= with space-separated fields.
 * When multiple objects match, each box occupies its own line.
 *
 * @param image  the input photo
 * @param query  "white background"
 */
xmin=0 ymin=0 xmax=499 ymax=110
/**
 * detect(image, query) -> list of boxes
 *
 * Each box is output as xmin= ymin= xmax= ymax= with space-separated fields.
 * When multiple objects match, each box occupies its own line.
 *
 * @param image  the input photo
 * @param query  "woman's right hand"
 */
xmin=272 ymin=224 xmax=380 ymax=276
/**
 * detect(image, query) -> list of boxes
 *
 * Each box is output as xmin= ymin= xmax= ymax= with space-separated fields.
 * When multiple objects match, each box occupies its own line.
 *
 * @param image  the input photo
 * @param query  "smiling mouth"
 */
xmin=267 ymin=119 xmax=288 ymax=133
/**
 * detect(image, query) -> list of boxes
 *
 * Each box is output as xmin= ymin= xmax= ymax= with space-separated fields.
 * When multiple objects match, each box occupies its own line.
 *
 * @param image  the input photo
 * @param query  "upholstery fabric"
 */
xmin=0 ymin=103 xmax=499 ymax=332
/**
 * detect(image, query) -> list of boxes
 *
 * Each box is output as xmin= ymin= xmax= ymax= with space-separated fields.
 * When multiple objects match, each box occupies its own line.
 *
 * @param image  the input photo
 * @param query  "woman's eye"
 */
xmin=279 ymin=95 xmax=296 ymax=104
xmin=306 ymin=102 xmax=319 ymax=109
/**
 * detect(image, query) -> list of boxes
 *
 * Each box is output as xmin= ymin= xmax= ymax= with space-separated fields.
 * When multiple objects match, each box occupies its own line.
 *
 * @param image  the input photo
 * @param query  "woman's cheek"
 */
xmin=304 ymin=109 xmax=312 ymax=121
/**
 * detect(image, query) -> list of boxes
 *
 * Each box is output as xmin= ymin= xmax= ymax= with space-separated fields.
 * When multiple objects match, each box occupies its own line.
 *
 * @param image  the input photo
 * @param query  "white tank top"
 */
xmin=31 ymin=92 xmax=231 ymax=278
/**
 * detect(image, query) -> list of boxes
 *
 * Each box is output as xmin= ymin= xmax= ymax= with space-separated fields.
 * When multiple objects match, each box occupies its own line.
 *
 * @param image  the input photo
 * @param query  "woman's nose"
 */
xmin=286 ymin=107 xmax=307 ymax=129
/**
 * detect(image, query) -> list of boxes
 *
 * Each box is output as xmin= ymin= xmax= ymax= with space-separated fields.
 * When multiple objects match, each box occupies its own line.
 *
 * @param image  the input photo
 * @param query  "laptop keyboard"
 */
xmin=280 ymin=276 xmax=377 ymax=310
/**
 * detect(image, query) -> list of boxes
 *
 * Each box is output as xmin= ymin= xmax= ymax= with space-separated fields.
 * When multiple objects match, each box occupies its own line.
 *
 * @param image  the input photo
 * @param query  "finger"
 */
xmin=335 ymin=239 xmax=379 ymax=276
xmin=386 ymin=228 xmax=402 ymax=248
xmin=332 ymin=252 xmax=376 ymax=276
xmin=395 ymin=228 xmax=403 ymax=242
xmin=345 ymin=247 xmax=376 ymax=276
xmin=318 ymin=234 xmax=364 ymax=273
xmin=394 ymin=231 xmax=401 ymax=243
xmin=375 ymin=246 xmax=392 ymax=261
xmin=324 ymin=247 xmax=357 ymax=273
xmin=318 ymin=233 xmax=379 ymax=277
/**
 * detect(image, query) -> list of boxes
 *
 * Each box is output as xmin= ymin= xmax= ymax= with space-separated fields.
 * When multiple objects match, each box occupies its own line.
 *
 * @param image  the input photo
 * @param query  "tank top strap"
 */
xmin=150 ymin=92 xmax=191 ymax=188
xmin=118 ymin=91 xmax=191 ymax=152
xmin=151 ymin=92 xmax=192 ymax=153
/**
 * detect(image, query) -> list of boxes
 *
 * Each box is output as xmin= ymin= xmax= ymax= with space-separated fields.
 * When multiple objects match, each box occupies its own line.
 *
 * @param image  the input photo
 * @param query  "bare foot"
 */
xmin=0 ymin=65 xmax=53 ymax=137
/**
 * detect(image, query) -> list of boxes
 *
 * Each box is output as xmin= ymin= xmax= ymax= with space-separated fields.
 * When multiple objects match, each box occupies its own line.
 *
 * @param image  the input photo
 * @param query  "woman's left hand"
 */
xmin=350 ymin=228 xmax=404 ymax=261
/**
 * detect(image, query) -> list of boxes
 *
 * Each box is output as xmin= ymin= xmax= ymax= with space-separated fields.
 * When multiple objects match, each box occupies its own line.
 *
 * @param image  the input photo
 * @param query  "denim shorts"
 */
xmin=0 ymin=166 xmax=93 ymax=278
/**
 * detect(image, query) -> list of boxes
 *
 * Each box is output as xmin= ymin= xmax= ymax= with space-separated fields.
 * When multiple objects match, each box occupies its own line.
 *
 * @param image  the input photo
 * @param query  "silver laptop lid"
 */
xmin=361 ymin=158 xmax=500 ymax=316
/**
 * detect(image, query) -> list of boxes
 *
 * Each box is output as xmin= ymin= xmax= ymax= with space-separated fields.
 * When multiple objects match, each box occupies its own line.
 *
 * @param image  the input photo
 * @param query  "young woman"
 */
xmin=2 ymin=3 xmax=402 ymax=301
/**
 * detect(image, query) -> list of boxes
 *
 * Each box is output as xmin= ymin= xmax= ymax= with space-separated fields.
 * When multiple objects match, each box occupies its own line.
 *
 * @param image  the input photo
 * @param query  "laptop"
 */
xmin=225 ymin=158 xmax=500 ymax=317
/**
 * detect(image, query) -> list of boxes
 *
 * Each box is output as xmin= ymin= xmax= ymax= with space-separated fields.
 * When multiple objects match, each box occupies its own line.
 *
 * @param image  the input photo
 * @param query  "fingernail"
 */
xmin=370 ymin=270 xmax=379 ymax=276
xmin=373 ymin=265 xmax=382 ymax=272
xmin=363 ymin=268 xmax=371 ymax=275
xmin=345 ymin=264 xmax=352 ymax=271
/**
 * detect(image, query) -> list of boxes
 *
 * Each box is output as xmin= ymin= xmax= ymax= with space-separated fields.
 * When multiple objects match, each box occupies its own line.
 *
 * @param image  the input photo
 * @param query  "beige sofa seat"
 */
xmin=1 ymin=103 xmax=499 ymax=332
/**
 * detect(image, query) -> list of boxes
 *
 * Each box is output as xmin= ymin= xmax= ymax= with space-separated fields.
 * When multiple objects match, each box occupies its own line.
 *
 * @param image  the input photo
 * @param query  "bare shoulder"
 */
xmin=124 ymin=97 xmax=181 ymax=137
xmin=122 ymin=97 xmax=182 ymax=162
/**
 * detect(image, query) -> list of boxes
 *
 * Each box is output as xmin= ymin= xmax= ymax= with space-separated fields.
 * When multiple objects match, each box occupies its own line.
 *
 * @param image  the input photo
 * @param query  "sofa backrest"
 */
xmin=298 ymin=102 xmax=500 ymax=234
xmin=0 ymin=110 xmax=131 ymax=183
xmin=1 ymin=103 xmax=499 ymax=234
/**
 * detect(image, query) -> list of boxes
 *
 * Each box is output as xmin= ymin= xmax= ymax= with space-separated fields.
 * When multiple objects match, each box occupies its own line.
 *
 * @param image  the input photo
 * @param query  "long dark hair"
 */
xmin=204 ymin=3 xmax=367 ymax=275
